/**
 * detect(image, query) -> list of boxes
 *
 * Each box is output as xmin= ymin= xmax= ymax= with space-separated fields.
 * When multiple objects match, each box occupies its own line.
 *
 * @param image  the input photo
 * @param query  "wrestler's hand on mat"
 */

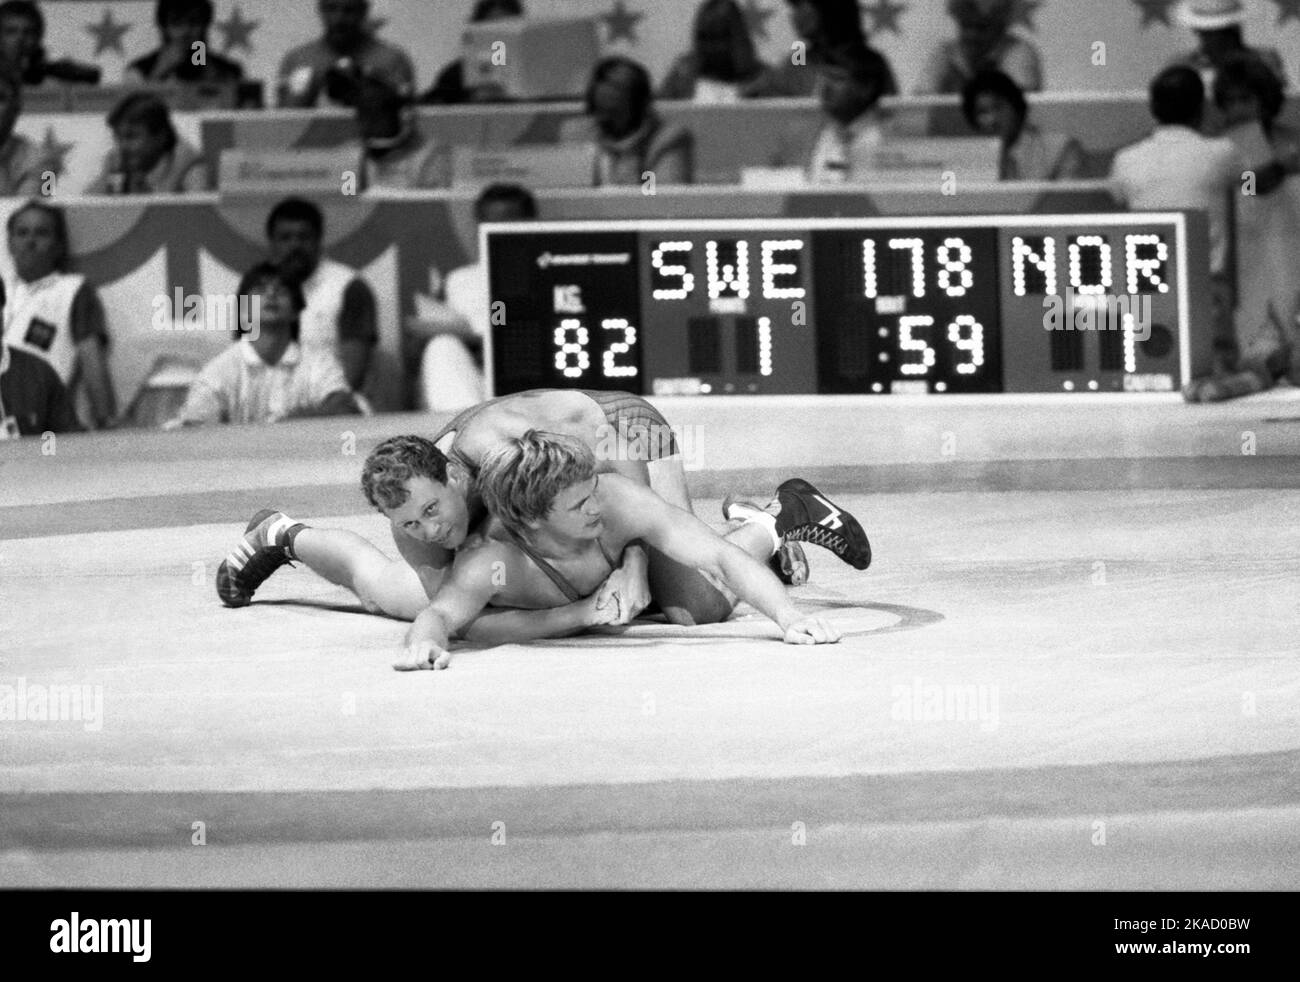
xmin=600 ymin=551 xmax=652 ymax=624
xmin=394 ymin=639 xmax=452 ymax=671
xmin=782 ymin=616 xmax=841 ymax=645
xmin=581 ymin=585 xmax=624 ymax=627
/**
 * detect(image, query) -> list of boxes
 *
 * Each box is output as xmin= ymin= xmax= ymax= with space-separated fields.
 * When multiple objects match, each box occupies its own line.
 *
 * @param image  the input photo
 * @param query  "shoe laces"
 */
xmin=787 ymin=523 xmax=848 ymax=556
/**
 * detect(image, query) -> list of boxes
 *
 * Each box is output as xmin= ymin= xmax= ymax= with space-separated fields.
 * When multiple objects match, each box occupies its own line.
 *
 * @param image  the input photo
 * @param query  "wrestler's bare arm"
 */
xmin=396 ymin=537 xmax=617 ymax=668
xmin=390 ymin=524 xmax=455 ymax=597
xmin=597 ymin=476 xmax=840 ymax=645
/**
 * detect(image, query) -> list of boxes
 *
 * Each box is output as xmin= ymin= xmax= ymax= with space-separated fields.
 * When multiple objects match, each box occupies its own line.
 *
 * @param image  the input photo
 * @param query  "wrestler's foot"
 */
xmin=723 ymin=494 xmax=810 ymax=586
xmin=216 ymin=509 xmax=302 ymax=608
xmin=773 ymin=479 xmax=872 ymax=571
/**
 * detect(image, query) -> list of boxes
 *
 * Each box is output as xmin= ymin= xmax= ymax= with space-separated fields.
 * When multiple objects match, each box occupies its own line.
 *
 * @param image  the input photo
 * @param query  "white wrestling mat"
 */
xmin=2 ymin=395 xmax=1298 ymax=888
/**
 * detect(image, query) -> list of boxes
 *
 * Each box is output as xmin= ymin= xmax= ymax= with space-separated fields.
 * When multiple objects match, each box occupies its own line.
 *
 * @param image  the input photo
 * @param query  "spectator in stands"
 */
xmin=89 ymin=92 xmax=210 ymax=193
xmin=172 ymin=263 xmax=361 ymax=426
xmin=962 ymin=70 xmax=1085 ymax=180
xmin=264 ymin=198 xmax=377 ymax=392
xmin=1112 ymin=66 xmax=1297 ymax=391
xmin=1111 ymin=67 xmax=1293 ymax=276
xmin=0 ymin=66 xmax=42 ymax=195
xmin=771 ymin=42 xmax=891 ymax=183
xmin=412 ymin=183 xmax=536 ymax=412
xmin=2 ymin=201 xmax=116 ymax=429
xmin=916 ymin=0 xmax=1042 ymax=95
xmin=0 ymin=1 xmax=100 ymax=87
xmin=354 ymin=76 xmax=450 ymax=189
xmin=773 ymin=0 xmax=897 ymax=98
xmin=585 ymin=57 xmax=693 ymax=186
xmin=660 ymin=0 xmax=782 ymax=102
xmin=1191 ymin=53 xmax=1300 ymax=401
xmin=1168 ymin=0 xmax=1287 ymax=96
xmin=278 ymin=0 xmax=416 ymax=109
xmin=126 ymin=0 xmax=244 ymax=86
xmin=422 ymin=0 xmax=521 ymax=105
xmin=1213 ymin=51 xmax=1294 ymax=150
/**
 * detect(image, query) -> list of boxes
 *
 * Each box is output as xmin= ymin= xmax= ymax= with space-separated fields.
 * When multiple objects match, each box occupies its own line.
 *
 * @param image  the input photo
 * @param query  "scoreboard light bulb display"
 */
xmin=483 ymin=215 xmax=1212 ymax=397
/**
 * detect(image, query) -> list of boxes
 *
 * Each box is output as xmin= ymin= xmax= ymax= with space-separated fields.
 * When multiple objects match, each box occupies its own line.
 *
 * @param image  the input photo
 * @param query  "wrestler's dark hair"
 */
xmin=477 ymin=429 xmax=595 ymax=535
xmin=362 ymin=435 xmax=452 ymax=511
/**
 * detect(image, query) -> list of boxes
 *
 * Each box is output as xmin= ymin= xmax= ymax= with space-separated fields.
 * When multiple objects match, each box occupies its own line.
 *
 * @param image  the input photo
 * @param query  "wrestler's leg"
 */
xmin=648 ymin=518 xmax=777 ymax=626
xmin=292 ymin=528 xmax=435 ymax=620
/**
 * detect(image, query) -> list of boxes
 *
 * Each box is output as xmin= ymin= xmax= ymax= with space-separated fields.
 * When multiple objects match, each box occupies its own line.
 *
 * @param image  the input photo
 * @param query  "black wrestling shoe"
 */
xmin=216 ymin=509 xmax=297 ymax=608
xmin=722 ymin=494 xmax=810 ymax=586
xmin=773 ymin=478 xmax=871 ymax=571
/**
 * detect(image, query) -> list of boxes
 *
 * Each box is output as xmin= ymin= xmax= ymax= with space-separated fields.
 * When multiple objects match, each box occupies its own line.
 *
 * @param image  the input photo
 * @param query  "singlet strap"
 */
xmin=508 ymin=533 xmax=622 ymax=604
xmin=508 ymin=532 xmax=585 ymax=603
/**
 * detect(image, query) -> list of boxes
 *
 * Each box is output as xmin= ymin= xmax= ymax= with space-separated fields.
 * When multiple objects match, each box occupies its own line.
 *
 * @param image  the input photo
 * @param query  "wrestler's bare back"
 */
xmin=434 ymin=390 xmax=608 ymax=465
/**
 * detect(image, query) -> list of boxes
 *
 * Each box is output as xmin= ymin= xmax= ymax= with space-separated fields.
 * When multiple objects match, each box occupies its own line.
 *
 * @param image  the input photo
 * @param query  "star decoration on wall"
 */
xmin=1131 ymin=0 xmax=1177 ymax=28
xmin=601 ymin=0 xmax=645 ymax=45
xmin=742 ymin=0 xmax=776 ymax=41
xmin=1010 ymin=0 xmax=1043 ymax=32
xmin=85 ymin=8 xmax=132 ymax=58
xmin=216 ymin=4 xmax=260 ymax=54
xmin=37 ymin=127 xmax=76 ymax=177
xmin=862 ymin=0 xmax=908 ymax=35
xmin=857 ymin=0 xmax=909 ymax=35
xmin=1268 ymin=0 xmax=1300 ymax=25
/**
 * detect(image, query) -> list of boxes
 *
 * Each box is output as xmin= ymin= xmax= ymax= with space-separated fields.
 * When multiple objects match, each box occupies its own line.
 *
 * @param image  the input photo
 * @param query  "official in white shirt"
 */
xmin=2 ymin=201 xmax=116 ymax=429
xmin=174 ymin=263 xmax=360 ymax=426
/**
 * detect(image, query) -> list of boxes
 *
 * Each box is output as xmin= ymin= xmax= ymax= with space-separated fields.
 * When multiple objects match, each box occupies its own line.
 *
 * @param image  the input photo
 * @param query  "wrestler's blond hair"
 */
xmin=477 ymin=430 xmax=596 ymax=535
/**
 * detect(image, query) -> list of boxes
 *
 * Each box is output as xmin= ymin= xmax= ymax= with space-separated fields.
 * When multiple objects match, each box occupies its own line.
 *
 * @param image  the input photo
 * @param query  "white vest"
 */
xmin=298 ymin=258 xmax=356 ymax=354
xmin=3 ymin=271 xmax=84 ymax=383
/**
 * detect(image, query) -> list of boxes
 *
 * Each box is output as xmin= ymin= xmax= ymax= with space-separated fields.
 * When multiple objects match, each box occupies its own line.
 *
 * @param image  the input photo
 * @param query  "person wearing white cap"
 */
xmin=915 ymin=0 xmax=1042 ymax=95
xmin=1166 ymin=0 xmax=1287 ymax=96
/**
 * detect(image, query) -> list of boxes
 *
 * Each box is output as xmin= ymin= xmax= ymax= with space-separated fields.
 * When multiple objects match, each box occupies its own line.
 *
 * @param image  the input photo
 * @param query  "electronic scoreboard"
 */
xmin=483 ymin=214 xmax=1212 ymax=397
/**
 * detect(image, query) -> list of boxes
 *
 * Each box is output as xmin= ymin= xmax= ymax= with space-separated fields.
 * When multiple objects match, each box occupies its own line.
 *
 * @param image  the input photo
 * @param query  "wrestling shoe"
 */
xmin=216 ymin=509 xmax=300 ymax=608
xmin=773 ymin=478 xmax=871 ymax=571
xmin=722 ymin=494 xmax=810 ymax=586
